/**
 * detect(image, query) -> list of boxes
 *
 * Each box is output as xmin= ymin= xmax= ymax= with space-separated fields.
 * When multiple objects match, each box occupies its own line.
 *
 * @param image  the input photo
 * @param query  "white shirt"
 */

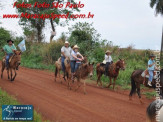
xmin=61 ymin=46 xmax=71 ymax=58
xmin=70 ymin=50 xmax=80 ymax=61
xmin=105 ymin=54 xmax=112 ymax=62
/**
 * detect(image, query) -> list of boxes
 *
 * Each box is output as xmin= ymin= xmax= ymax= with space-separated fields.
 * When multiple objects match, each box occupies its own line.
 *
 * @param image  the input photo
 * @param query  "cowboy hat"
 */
xmin=73 ymin=45 xmax=80 ymax=49
xmin=105 ymin=50 xmax=111 ymax=54
xmin=149 ymin=54 xmax=155 ymax=58
xmin=65 ymin=41 xmax=69 ymax=44
xmin=7 ymin=39 xmax=14 ymax=43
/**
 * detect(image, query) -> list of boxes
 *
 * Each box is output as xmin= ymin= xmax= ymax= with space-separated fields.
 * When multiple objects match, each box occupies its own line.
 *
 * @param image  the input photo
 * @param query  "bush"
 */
xmin=42 ymin=40 xmax=64 ymax=64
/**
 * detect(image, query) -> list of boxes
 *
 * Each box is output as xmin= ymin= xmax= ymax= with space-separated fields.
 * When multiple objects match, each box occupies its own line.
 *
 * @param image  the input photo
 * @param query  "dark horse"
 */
xmin=96 ymin=59 xmax=126 ymax=89
xmin=129 ymin=69 xmax=163 ymax=103
xmin=146 ymin=99 xmax=163 ymax=122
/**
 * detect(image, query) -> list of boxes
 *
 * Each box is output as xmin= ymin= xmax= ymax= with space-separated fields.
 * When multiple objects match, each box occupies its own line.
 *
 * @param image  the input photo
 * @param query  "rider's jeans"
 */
xmin=6 ymin=53 xmax=13 ymax=67
xmin=148 ymin=70 xmax=154 ymax=82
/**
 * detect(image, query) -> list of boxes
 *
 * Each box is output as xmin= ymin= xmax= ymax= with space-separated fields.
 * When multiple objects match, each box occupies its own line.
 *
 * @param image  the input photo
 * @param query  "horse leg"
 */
xmin=10 ymin=69 xmax=13 ymax=81
xmin=7 ymin=69 xmax=10 ymax=80
xmin=113 ymin=78 xmax=117 ymax=90
xmin=67 ymin=77 xmax=72 ymax=90
xmin=107 ymin=77 xmax=112 ymax=88
xmin=12 ymin=69 xmax=17 ymax=81
xmin=96 ymin=74 xmax=100 ymax=86
xmin=1 ymin=62 xmax=5 ymax=79
xmin=75 ymin=78 xmax=82 ymax=92
xmin=99 ymin=74 xmax=102 ymax=87
xmin=136 ymin=83 xmax=143 ymax=103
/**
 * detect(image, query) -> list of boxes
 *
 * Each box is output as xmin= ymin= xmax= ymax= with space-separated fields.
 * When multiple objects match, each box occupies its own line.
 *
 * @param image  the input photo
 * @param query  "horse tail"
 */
xmin=55 ymin=67 xmax=58 ymax=77
xmin=129 ymin=75 xmax=136 ymax=97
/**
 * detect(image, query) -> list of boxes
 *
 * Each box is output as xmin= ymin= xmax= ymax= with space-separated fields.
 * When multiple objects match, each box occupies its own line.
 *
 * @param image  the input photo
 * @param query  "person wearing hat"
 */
xmin=104 ymin=50 xmax=113 ymax=76
xmin=70 ymin=45 xmax=84 ymax=80
xmin=1 ymin=39 xmax=16 ymax=69
xmin=147 ymin=54 xmax=156 ymax=86
xmin=61 ymin=41 xmax=71 ymax=73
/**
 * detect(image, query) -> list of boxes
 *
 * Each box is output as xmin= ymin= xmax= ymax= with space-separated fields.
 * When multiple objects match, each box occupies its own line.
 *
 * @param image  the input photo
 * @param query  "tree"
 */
xmin=16 ymin=0 xmax=79 ymax=42
xmin=0 ymin=27 xmax=11 ymax=47
xmin=150 ymin=0 xmax=163 ymax=15
xmin=68 ymin=22 xmax=101 ymax=55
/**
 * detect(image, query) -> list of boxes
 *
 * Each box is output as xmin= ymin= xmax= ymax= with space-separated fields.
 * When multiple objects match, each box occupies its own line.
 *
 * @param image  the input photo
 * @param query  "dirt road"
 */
xmin=0 ymin=66 xmax=153 ymax=122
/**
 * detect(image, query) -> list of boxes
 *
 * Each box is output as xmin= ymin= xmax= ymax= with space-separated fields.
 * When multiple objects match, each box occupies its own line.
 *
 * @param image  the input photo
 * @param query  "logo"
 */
xmin=2 ymin=105 xmax=33 ymax=121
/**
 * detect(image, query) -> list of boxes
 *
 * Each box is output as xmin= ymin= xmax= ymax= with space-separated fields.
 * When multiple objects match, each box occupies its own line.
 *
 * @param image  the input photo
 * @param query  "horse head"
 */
xmin=83 ymin=62 xmax=94 ymax=77
xmin=117 ymin=58 xmax=126 ymax=70
xmin=13 ymin=50 xmax=22 ymax=69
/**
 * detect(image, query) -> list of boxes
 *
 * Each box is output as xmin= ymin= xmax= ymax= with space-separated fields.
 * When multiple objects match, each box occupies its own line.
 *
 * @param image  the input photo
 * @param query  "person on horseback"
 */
xmin=61 ymin=41 xmax=71 ymax=73
xmin=70 ymin=45 xmax=84 ymax=80
xmin=75 ymin=54 xmax=83 ymax=72
xmin=147 ymin=54 xmax=156 ymax=86
xmin=104 ymin=50 xmax=113 ymax=76
xmin=1 ymin=39 xmax=16 ymax=70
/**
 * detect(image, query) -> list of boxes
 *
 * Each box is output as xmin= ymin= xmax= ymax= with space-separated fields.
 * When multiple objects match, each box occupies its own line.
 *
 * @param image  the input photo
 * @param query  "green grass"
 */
xmin=143 ymin=91 xmax=157 ymax=99
xmin=21 ymin=53 xmax=55 ymax=71
xmin=0 ymin=88 xmax=50 ymax=122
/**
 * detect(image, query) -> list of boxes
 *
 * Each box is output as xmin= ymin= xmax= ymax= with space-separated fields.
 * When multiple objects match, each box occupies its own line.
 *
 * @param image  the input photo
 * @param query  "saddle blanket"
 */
xmin=141 ymin=71 xmax=157 ymax=79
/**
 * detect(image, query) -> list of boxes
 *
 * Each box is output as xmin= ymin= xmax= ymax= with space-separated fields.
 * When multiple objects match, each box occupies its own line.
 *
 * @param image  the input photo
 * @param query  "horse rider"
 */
xmin=147 ymin=54 xmax=156 ymax=86
xmin=61 ymin=41 xmax=71 ymax=73
xmin=1 ymin=39 xmax=16 ymax=70
xmin=70 ymin=45 xmax=84 ymax=80
xmin=104 ymin=50 xmax=113 ymax=76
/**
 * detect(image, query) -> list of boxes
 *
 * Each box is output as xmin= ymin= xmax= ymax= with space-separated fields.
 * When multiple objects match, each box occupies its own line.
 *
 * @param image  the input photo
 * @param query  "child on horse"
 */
xmin=75 ymin=54 xmax=82 ymax=72
xmin=147 ymin=54 xmax=156 ymax=86
xmin=104 ymin=50 xmax=113 ymax=76
xmin=1 ymin=39 xmax=16 ymax=70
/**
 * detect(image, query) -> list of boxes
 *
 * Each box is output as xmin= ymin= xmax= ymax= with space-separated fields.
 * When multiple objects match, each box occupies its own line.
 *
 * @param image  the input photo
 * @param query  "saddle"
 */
xmin=141 ymin=69 xmax=157 ymax=79
xmin=100 ymin=63 xmax=105 ymax=67
xmin=2 ymin=55 xmax=14 ymax=63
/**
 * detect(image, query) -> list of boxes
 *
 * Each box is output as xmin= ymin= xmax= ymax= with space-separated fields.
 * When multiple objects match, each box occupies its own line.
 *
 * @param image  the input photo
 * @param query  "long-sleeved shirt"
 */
xmin=105 ymin=54 xmax=112 ymax=63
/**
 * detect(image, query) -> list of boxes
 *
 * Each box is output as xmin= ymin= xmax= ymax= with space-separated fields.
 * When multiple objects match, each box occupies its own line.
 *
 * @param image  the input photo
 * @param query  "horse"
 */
xmin=64 ymin=56 xmax=88 ymax=90
xmin=129 ymin=69 xmax=163 ymax=103
xmin=73 ymin=62 xmax=94 ymax=94
xmin=146 ymin=99 xmax=163 ymax=122
xmin=1 ymin=50 xmax=21 ymax=81
xmin=54 ymin=57 xmax=62 ymax=81
xmin=96 ymin=59 xmax=126 ymax=89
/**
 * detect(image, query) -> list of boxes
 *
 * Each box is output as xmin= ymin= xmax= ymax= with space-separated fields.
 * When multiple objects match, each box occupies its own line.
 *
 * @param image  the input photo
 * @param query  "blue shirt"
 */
xmin=148 ymin=59 xmax=155 ymax=70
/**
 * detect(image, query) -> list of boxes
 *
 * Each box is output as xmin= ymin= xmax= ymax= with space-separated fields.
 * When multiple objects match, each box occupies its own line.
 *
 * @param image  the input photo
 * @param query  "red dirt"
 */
xmin=0 ymin=66 xmax=154 ymax=122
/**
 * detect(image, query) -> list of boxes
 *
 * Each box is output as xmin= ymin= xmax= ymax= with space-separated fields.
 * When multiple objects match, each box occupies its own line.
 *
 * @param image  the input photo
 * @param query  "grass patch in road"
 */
xmin=143 ymin=91 xmax=157 ymax=99
xmin=0 ymin=88 xmax=50 ymax=122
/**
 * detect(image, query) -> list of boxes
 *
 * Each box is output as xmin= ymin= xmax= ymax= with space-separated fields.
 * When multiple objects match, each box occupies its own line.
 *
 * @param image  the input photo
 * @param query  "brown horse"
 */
xmin=129 ymin=69 xmax=163 ymax=103
xmin=64 ymin=56 xmax=88 ymax=90
xmin=54 ymin=57 xmax=62 ymax=81
xmin=74 ymin=62 xmax=94 ymax=94
xmin=96 ymin=59 xmax=126 ymax=89
xmin=1 ymin=50 xmax=21 ymax=81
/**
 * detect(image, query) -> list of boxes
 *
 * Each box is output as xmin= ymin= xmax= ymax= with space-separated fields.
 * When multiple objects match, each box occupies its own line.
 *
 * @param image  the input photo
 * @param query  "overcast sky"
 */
xmin=0 ymin=0 xmax=162 ymax=50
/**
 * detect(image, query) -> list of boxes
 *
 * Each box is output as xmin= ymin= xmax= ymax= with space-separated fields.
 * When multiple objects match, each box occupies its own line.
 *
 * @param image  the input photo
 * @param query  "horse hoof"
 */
xmin=139 ymin=98 xmax=143 ymax=104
